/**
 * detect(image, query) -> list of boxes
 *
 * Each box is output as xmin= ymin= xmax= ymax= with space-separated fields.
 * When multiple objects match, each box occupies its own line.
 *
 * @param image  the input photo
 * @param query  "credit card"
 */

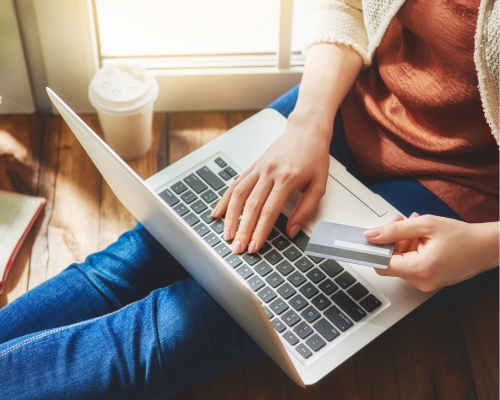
xmin=305 ymin=221 xmax=394 ymax=269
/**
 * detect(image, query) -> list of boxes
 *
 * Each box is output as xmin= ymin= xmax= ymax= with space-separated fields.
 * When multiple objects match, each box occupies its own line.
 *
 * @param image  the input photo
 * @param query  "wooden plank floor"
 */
xmin=0 ymin=113 xmax=498 ymax=399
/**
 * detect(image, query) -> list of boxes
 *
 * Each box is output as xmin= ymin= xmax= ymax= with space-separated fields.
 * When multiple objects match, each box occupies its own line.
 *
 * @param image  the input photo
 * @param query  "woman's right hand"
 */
xmin=211 ymin=112 xmax=333 ymax=254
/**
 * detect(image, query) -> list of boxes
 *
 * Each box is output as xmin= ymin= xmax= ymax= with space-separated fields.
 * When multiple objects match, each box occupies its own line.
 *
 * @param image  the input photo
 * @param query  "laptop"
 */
xmin=47 ymin=88 xmax=434 ymax=387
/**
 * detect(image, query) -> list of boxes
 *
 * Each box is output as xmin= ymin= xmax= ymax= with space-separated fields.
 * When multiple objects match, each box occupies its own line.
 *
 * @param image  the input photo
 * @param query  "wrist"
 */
xmin=470 ymin=222 xmax=499 ymax=271
xmin=287 ymin=106 xmax=335 ymax=145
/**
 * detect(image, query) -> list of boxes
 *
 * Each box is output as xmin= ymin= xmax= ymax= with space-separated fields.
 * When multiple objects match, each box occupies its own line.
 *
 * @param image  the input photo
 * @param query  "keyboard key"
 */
xmin=267 ymin=228 xmax=279 ymax=240
xmin=247 ymin=275 xmax=265 ymax=292
xmin=236 ymin=265 xmax=254 ymax=279
xmin=173 ymin=203 xmax=189 ymax=217
xmin=335 ymin=272 xmax=356 ymax=289
xmin=294 ymin=321 xmax=314 ymax=339
xmin=214 ymin=157 xmax=227 ymax=168
xmin=181 ymin=190 xmax=197 ymax=204
xmin=296 ymin=344 xmax=313 ymax=359
xmin=307 ymin=268 xmax=326 ymax=284
xmin=203 ymin=233 xmax=220 ymax=247
xmin=184 ymin=173 xmax=208 ymax=194
xmin=214 ymin=243 xmax=231 ymax=258
xmin=194 ymin=223 xmax=210 ymax=237
xmin=183 ymin=213 xmax=200 ymax=227
xmin=191 ymin=199 xmax=208 ymax=214
xmin=269 ymin=298 xmax=289 ymax=315
xmin=331 ymin=291 xmax=367 ymax=322
xmin=283 ymin=331 xmax=299 ymax=346
xmin=201 ymin=189 xmax=218 ymax=204
xmin=275 ymin=213 xmax=288 ymax=234
xmin=283 ymin=246 xmax=301 ymax=261
xmin=324 ymin=305 xmax=353 ymax=332
xmin=301 ymin=306 xmax=321 ymax=323
xmin=309 ymin=255 xmax=324 ymax=263
xmin=200 ymin=210 xmax=215 ymax=224
xmin=211 ymin=200 xmax=219 ymax=209
xmin=292 ymin=230 xmax=309 ymax=252
xmin=271 ymin=318 xmax=286 ymax=333
xmin=258 ymin=286 xmax=277 ymax=303
xmin=265 ymin=250 xmax=283 ymax=265
xmin=211 ymin=220 xmax=224 ymax=234
xmin=243 ymin=253 xmax=262 ymax=266
xmin=263 ymin=306 xmax=273 ymax=319
xmin=347 ymin=283 xmax=369 ymax=300
xmin=272 ymin=236 xmax=291 ymax=251
xmin=218 ymin=170 xmax=231 ymax=180
xmin=225 ymin=254 xmax=242 ymax=268
xmin=294 ymin=257 xmax=314 ymax=273
xmin=277 ymin=283 xmax=296 ymax=299
xmin=218 ymin=186 xmax=228 ymax=196
xmin=318 ymin=279 xmax=338 ymax=296
xmin=313 ymin=319 xmax=340 ymax=342
xmin=289 ymin=294 xmax=308 ymax=311
xmin=258 ymin=242 xmax=272 ymax=255
xmin=288 ymin=271 xmax=306 ymax=287
xmin=276 ymin=260 xmax=295 ymax=276
xmin=306 ymin=334 xmax=326 ymax=352
xmin=319 ymin=259 xmax=344 ymax=278
xmin=159 ymin=189 xmax=179 ymax=207
xmin=266 ymin=272 xmax=285 ymax=288
xmin=311 ymin=294 xmax=331 ymax=311
xmin=254 ymin=261 xmax=272 ymax=276
xmin=196 ymin=166 xmax=225 ymax=190
xmin=360 ymin=294 xmax=382 ymax=312
xmin=282 ymin=310 xmax=301 ymax=327
xmin=171 ymin=181 xmax=188 ymax=194
xmin=300 ymin=283 xmax=319 ymax=299
xmin=224 ymin=166 xmax=237 ymax=177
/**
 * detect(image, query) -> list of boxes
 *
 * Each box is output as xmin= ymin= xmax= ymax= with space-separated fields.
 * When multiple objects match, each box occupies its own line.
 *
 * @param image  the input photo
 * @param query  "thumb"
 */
xmin=364 ymin=214 xmax=429 ymax=244
xmin=287 ymin=183 xmax=325 ymax=238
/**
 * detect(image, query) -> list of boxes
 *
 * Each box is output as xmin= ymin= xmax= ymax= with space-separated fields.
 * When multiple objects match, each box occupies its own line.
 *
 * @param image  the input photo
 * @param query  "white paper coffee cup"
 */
xmin=88 ymin=63 xmax=159 ymax=160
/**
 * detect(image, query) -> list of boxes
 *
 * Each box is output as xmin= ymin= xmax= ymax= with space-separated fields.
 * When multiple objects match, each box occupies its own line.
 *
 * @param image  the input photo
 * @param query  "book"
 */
xmin=0 ymin=190 xmax=45 ymax=295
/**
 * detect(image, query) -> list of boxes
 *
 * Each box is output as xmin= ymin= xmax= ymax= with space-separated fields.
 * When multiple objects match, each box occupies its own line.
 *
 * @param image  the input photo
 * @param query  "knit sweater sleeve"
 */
xmin=306 ymin=0 xmax=371 ymax=66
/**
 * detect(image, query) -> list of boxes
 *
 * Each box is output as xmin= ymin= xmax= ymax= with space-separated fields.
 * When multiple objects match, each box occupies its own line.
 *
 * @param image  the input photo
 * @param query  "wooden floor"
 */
xmin=0 ymin=113 xmax=498 ymax=399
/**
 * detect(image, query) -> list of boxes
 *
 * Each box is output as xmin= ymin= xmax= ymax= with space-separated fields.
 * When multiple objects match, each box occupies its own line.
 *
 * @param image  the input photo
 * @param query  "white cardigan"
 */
xmin=306 ymin=0 xmax=499 ymax=144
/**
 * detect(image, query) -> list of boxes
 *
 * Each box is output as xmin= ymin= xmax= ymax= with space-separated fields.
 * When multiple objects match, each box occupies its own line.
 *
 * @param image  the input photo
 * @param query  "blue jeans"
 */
xmin=0 ymin=86 xmax=497 ymax=399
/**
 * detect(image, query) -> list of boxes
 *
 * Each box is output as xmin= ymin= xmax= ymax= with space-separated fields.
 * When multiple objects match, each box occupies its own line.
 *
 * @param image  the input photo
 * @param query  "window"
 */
xmin=34 ymin=0 xmax=317 ymax=113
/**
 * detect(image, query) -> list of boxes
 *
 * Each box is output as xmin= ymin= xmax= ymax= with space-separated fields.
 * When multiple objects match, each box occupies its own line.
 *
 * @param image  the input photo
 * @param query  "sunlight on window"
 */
xmin=95 ymin=0 xmax=280 ymax=56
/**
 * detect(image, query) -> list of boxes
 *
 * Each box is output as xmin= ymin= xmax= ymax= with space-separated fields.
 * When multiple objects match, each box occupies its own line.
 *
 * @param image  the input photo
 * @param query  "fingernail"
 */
xmin=232 ymin=240 xmax=242 ymax=254
xmin=224 ymin=226 xmax=231 ymax=241
xmin=289 ymin=224 xmax=301 ymax=239
xmin=364 ymin=228 xmax=381 ymax=239
xmin=248 ymin=240 xmax=257 ymax=253
xmin=211 ymin=207 xmax=219 ymax=217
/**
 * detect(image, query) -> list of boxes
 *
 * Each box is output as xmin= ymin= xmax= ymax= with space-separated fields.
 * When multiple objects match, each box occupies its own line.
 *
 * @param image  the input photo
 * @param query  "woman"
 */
xmin=1 ymin=0 xmax=498 ymax=398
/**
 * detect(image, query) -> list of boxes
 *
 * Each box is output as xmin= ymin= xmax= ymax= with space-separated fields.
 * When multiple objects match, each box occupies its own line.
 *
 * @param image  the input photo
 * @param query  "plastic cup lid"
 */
xmin=88 ymin=63 xmax=159 ymax=116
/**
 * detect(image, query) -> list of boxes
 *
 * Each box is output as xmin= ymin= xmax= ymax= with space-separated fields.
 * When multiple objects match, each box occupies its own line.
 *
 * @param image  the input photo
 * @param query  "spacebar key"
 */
xmin=331 ymin=291 xmax=367 ymax=322
xmin=196 ymin=167 xmax=225 ymax=190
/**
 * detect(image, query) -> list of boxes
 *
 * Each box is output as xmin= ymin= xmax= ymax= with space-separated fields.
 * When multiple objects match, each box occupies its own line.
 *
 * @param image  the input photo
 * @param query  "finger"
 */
xmin=250 ymin=183 xmax=295 ymax=251
xmin=375 ymin=251 xmax=418 ymax=279
xmin=211 ymin=168 xmax=252 ymax=218
xmin=223 ymin=173 xmax=259 ymax=246
xmin=394 ymin=213 xmax=419 ymax=253
xmin=233 ymin=178 xmax=274 ymax=253
xmin=286 ymin=181 xmax=326 ymax=238
xmin=364 ymin=214 xmax=431 ymax=244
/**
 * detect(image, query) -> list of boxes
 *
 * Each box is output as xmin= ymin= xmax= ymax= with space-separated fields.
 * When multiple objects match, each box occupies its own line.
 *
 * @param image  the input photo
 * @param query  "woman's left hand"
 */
xmin=364 ymin=214 xmax=499 ymax=292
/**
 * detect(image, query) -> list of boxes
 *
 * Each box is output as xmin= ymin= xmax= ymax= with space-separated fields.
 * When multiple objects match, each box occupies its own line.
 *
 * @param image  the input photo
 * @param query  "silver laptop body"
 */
xmin=47 ymin=88 xmax=433 ymax=387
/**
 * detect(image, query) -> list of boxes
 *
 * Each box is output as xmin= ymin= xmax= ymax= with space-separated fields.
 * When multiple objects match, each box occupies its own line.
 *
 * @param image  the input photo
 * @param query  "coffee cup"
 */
xmin=88 ymin=63 xmax=159 ymax=160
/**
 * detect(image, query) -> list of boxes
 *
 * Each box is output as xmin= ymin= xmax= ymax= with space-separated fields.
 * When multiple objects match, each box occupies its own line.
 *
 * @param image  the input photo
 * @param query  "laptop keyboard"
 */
xmin=158 ymin=156 xmax=384 ymax=362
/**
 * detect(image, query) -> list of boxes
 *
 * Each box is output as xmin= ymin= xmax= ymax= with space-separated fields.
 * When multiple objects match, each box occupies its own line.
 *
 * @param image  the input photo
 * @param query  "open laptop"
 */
xmin=47 ymin=88 xmax=434 ymax=387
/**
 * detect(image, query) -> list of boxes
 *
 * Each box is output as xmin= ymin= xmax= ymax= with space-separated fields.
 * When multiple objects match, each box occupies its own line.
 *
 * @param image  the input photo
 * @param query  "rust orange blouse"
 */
xmin=341 ymin=0 xmax=499 ymax=223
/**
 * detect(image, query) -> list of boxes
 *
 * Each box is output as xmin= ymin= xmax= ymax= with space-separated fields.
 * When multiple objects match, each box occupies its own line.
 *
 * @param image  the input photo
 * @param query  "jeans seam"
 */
xmin=150 ymin=291 xmax=170 ymax=390
xmin=0 ymin=302 xmax=138 ymax=358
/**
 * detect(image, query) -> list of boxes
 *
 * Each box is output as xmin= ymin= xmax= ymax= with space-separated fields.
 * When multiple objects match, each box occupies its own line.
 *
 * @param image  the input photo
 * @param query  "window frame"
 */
xmin=34 ymin=0 xmax=303 ymax=113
